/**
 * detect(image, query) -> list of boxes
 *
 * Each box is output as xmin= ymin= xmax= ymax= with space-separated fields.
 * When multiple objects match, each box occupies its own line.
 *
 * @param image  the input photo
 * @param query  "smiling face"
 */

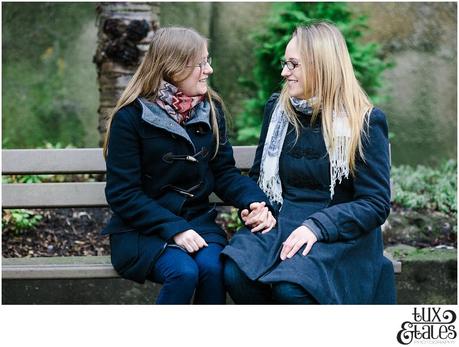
xmin=174 ymin=47 xmax=213 ymax=97
xmin=281 ymin=37 xmax=312 ymax=99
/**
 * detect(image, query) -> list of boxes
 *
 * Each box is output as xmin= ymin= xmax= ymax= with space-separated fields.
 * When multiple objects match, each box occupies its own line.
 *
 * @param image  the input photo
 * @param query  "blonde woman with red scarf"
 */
xmin=101 ymin=27 xmax=276 ymax=304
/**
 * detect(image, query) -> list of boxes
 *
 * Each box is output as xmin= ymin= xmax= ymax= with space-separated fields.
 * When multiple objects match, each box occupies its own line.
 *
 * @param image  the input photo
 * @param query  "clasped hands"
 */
xmin=240 ymin=201 xmax=276 ymax=234
xmin=173 ymin=201 xmax=276 ymax=254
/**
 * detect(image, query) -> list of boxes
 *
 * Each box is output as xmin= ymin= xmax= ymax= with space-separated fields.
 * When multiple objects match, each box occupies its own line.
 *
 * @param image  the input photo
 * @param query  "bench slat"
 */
xmin=2 ymin=182 xmax=224 ymax=208
xmin=2 ymin=146 xmax=256 ymax=174
xmin=2 ymin=182 xmax=108 ymax=208
xmin=2 ymin=256 xmax=118 ymax=279
xmin=2 ymin=149 xmax=106 ymax=174
xmin=384 ymin=251 xmax=402 ymax=273
xmin=2 ymin=255 xmax=400 ymax=279
xmin=232 ymin=146 xmax=256 ymax=170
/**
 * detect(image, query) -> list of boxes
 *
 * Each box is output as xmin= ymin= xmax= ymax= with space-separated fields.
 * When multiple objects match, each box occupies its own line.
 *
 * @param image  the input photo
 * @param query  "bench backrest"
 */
xmin=2 ymin=147 xmax=257 ymax=209
xmin=2 ymin=144 xmax=392 ymax=209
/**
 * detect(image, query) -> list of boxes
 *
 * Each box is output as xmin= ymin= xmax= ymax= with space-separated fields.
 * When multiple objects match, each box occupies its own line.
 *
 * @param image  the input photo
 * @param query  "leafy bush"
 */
xmin=391 ymin=160 xmax=457 ymax=215
xmin=219 ymin=208 xmax=244 ymax=236
xmin=2 ymin=209 xmax=43 ymax=234
xmin=2 ymin=174 xmax=46 ymax=184
xmin=235 ymin=2 xmax=392 ymax=144
xmin=2 ymin=172 xmax=98 ymax=184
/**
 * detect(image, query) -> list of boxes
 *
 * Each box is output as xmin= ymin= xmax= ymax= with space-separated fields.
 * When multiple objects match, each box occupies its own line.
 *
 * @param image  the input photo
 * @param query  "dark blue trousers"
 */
xmin=148 ymin=243 xmax=225 ymax=304
xmin=224 ymin=258 xmax=317 ymax=304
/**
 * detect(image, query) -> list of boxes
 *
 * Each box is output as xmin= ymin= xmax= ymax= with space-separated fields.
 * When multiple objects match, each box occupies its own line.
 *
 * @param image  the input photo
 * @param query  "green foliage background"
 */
xmin=2 ymin=3 xmax=98 ymax=148
xmin=235 ymin=2 xmax=391 ymax=144
xmin=392 ymin=160 xmax=457 ymax=216
xmin=1 ymin=2 xmax=455 ymax=168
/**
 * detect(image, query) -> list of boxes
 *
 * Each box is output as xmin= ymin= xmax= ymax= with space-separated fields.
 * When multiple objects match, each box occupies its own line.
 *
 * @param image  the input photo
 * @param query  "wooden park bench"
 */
xmin=2 ymin=147 xmax=401 ymax=301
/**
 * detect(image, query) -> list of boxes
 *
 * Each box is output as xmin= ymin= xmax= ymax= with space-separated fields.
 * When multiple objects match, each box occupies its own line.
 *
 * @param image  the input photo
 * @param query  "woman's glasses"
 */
xmin=187 ymin=56 xmax=212 ymax=69
xmin=280 ymin=59 xmax=301 ymax=70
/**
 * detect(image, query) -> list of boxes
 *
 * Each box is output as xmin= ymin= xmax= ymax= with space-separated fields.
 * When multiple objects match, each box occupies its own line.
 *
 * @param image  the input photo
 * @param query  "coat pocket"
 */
xmin=110 ymin=231 xmax=140 ymax=275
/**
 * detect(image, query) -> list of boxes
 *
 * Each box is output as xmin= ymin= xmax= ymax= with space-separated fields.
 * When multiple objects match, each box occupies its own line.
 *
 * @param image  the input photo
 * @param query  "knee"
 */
xmin=272 ymin=282 xmax=316 ymax=304
xmin=223 ymin=258 xmax=245 ymax=289
xmin=167 ymin=262 xmax=199 ymax=288
xmin=197 ymin=259 xmax=223 ymax=279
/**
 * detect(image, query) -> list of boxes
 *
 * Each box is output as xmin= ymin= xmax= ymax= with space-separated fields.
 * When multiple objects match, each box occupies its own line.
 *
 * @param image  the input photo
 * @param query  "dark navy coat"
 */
xmin=222 ymin=94 xmax=397 ymax=304
xmin=101 ymin=97 xmax=272 ymax=284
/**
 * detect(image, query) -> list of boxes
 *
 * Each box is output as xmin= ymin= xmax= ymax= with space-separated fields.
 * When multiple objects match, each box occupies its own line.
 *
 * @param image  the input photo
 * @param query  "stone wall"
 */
xmin=386 ymin=245 xmax=457 ymax=304
xmin=352 ymin=3 xmax=457 ymax=166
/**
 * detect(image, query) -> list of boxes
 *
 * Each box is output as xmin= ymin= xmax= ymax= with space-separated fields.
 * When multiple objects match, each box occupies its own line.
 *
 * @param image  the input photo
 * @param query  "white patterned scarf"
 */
xmin=258 ymin=97 xmax=351 ymax=205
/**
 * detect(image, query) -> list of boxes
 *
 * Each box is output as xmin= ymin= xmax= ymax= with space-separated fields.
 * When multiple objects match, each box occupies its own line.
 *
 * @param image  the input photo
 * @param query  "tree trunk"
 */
xmin=93 ymin=2 xmax=160 ymax=146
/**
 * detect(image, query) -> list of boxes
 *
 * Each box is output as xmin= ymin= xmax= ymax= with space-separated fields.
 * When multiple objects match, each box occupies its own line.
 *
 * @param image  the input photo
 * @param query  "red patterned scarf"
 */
xmin=156 ymin=80 xmax=205 ymax=124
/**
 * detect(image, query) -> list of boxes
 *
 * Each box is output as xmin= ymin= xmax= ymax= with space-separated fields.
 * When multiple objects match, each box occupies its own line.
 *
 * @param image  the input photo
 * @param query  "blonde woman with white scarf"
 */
xmin=222 ymin=21 xmax=396 ymax=304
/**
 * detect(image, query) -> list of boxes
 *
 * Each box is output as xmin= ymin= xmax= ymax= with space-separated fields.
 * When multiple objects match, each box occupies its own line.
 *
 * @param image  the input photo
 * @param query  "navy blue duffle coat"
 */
xmin=222 ymin=94 xmax=397 ymax=304
xmin=101 ymin=97 xmax=272 ymax=284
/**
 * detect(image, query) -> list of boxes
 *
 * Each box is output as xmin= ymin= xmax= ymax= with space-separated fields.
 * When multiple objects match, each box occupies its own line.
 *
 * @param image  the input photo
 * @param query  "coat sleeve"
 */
xmin=209 ymin=105 xmax=273 ymax=212
xmin=248 ymin=93 xmax=279 ymax=182
xmin=105 ymin=106 xmax=193 ymax=241
xmin=304 ymin=108 xmax=391 ymax=242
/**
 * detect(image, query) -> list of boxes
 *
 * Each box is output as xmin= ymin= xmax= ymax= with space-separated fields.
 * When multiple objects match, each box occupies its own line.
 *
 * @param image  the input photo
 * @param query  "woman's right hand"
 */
xmin=173 ymin=229 xmax=208 ymax=253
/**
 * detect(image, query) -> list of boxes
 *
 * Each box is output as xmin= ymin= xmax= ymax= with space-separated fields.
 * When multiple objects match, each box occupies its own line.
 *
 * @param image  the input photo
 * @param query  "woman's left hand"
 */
xmin=280 ymin=225 xmax=317 ymax=260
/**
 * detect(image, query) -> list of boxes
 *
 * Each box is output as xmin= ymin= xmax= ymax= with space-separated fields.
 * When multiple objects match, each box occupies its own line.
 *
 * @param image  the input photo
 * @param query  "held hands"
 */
xmin=280 ymin=225 xmax=317 ymax=260
xmin=173 ymin=229 xmax=208 ymax=253
xmin=240 ymin=201 xmax=277 ymax=234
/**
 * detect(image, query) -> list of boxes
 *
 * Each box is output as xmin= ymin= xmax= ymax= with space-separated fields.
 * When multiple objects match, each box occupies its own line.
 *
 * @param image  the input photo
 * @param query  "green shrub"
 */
xmin=220 ymin=208 xmax=244 ymax=235
xmin=391 ymin=160 xmax=457 ymax=215
xmin=2 ymin=209 xmax=43 ymax=234
xmin=235 ymin=2 xmax=392 ymax=145
xmin=2 ymin=174 xmax=46 ymax=184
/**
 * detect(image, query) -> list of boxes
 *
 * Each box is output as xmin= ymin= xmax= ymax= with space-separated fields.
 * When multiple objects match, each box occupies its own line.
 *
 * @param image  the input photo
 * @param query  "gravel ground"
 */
xmin=2 ymin=208 xmax=112 ymax=258
xmin=2 ymin=207 xmax=233 ymax=258
xmin=2 ymin=206 xmax=455 ymax=258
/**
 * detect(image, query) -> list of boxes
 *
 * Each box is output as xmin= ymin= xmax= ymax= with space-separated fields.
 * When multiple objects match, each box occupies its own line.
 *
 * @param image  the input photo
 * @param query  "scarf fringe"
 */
xmin=329 ymin=113 xmax=351 ymax=197
xmin=258 ymin=174 xmax=284 ymax=206
xmin=329 ymin=135 xmax=350 ymax=198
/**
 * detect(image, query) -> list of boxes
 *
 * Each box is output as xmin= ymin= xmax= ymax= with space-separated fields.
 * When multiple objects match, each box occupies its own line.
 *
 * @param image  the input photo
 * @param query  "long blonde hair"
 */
xmin=103 ymin=27 xmax=225 ymax=159
xmin=279 ymin=21 xmax=373 ymax=175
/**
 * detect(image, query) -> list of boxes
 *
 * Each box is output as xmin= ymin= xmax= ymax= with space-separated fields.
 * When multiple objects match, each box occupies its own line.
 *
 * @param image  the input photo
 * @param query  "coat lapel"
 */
xmin=138 ymin=97 xmax=211 ymax=152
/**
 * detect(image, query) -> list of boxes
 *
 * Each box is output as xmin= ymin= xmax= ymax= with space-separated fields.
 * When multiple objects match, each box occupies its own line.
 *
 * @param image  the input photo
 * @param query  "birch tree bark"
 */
xmin=93 ymin=2 xmax=159 ymax=145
